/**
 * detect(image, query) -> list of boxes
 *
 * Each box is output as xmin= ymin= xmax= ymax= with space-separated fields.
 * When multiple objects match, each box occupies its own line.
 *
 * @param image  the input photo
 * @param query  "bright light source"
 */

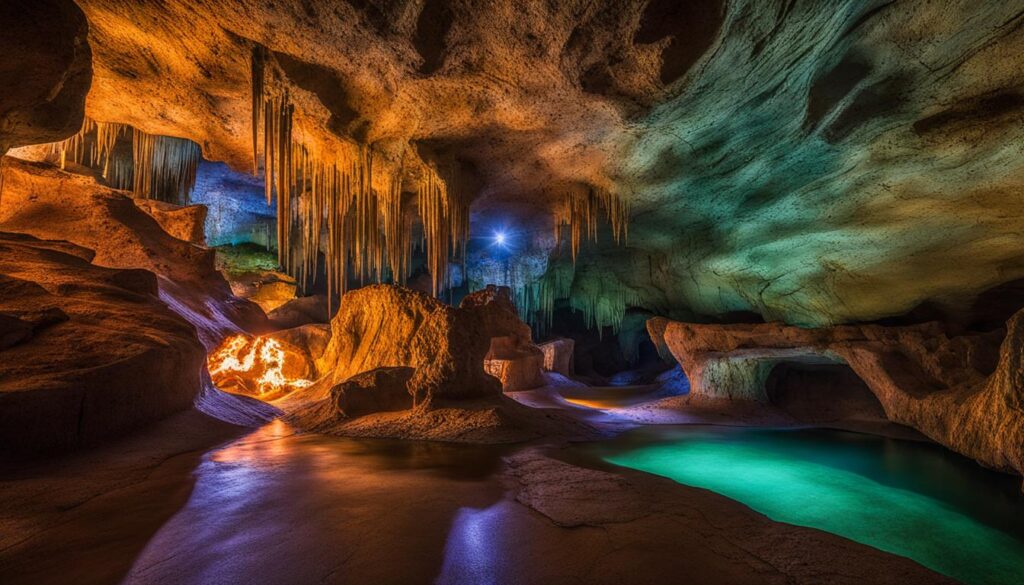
xmin=494 ymin=231 xmax=507 ymax=246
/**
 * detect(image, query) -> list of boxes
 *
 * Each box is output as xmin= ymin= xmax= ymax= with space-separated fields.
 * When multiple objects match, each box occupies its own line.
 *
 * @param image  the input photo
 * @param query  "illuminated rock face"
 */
xmin=649 ymin=316 xmax=1024 ymax=482
xmin=466 ymin=285 xmax=546 ymax=391
xmin=0 ymin=233 xmax=204 ymax=456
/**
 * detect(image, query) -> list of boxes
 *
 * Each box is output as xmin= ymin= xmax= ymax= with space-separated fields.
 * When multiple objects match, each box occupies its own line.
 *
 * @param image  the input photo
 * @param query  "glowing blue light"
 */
xmin=494 ymin=231 xmax=507 ymax=246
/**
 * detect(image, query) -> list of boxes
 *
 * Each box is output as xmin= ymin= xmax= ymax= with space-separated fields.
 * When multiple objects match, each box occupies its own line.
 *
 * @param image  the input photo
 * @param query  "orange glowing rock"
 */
xmin=208 ymin=334 xmax=313 ymax=400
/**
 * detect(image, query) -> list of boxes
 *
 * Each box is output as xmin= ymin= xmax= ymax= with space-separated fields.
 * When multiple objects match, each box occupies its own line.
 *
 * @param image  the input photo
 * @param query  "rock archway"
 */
xmin=648 ymin=315 xmax=1024 ymax=482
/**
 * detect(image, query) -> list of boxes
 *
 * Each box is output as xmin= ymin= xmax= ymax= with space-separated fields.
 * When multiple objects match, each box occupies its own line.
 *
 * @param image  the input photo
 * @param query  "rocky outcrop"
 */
xmin=465 ymin=286 xmax=546 ymax=391
xmin=648 ymin=315 xmax=1024 ymax=482
xmin=316 ymin=284 xmax=504 ymax=403
xmin=0 ymin=233 xmax=205 ymax=456
xmin=0 ymin=0 xmax=91 ymax=154
xmin=539 ymin=338 xmax=575 ymax=376
xmin=484 ymin=346 xmax=545 ymax=392
xmin=284 ymin=284 xmax=602 ymax=442
xmin=0 ymin=158 xmax=267 ymax=347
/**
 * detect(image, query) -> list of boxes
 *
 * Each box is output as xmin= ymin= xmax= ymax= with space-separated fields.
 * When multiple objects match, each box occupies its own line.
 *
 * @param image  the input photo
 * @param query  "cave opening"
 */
xmin=764 ymin=360 xmax=887 ymax=424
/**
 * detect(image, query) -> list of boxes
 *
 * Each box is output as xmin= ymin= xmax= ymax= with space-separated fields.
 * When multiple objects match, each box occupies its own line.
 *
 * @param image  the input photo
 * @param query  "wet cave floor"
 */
xmin=1 ymin=388 xmax=1021 ymax=585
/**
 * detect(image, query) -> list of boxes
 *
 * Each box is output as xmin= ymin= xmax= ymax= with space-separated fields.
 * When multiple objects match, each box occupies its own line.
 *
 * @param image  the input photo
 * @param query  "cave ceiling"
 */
xmin=26 ymin=0 xmax=1024 ymax=326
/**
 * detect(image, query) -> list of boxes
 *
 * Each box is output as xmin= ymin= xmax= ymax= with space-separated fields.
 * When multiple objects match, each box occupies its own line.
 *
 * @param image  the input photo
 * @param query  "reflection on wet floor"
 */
xmin=559 ymin=384 xmax=665 ymax=409
xmin=2 ymin=405 xmax=981 ymax=585
xmin=437 ymin=503 xmax=510 ymax=584
xmin=121 ymin=420 xmax=514 ymax=584
xmin=213 ymin=420 xmax=513 ymax=480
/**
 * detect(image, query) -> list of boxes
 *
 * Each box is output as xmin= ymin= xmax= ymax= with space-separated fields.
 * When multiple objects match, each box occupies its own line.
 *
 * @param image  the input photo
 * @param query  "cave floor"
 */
xmin=0 ymin=392 xmax=954 ymax=585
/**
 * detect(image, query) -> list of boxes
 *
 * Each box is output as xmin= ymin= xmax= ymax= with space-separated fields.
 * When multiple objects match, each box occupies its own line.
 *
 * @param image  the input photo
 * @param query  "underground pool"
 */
xmin=588 ymin=426 xmax=1024 ymax=585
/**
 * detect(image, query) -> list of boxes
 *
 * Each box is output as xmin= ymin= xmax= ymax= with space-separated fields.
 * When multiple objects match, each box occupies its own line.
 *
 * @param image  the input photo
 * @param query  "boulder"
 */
xmin=539 ymin=338 xmax=575 ymax=376
xmin=316 ymin=284 xmax=503 ymax=403
xmin=484 ymin=345 xmax=545 ymax=392
xmin=648 ymin=315 xmax=1024 ymax=483
xmin=463 ymin=285 xmax=546 ymax=392
xmin=0 ymin=233 xmax=205 ymax=456
xmin=268 ymin=294 xmax=330 ymax=329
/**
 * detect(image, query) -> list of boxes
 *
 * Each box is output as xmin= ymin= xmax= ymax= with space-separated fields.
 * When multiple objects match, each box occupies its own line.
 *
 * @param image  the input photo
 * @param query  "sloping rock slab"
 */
xmin=0 ymin=233 xmax=205 ymax=456
xmin=0 ymin=158 xmax=268 ymax=347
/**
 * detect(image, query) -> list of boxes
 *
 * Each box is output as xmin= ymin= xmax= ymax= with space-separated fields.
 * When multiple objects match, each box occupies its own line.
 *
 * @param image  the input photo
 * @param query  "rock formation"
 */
xmin=0 ymin=233 xmax=204 ymax=456
xmin=648 ymin=315 xmax=1024 ymax=483
xmin=284 ymin=283 xmax=599 ymax=442
xmin=467 ymin=285 xmax=546 ymax=391
xmin=539 ymin=338 xmax=575 ymax=377
xmin=133 ymin=200 xmax=208 ymax=245
xmin=315 ymin=284 xmax=506 ymax=402
xmin=0 ymin=158 xmax=276 ymax=433
xmin=0 ymin=157 xmax=267 ymax=347
xmin=312 ymin=367 xmax=415 ymax=421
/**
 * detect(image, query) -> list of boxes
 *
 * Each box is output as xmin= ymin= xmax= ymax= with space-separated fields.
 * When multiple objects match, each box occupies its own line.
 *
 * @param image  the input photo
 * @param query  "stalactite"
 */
xmin=569 ymin=280 xmax=640 ymax=337
xmin=251 ymin=45 xmax=266 ymax=175
xmin=553 ymin=184 xmax=630 ymax=261
xmin=250 ymin=47 xmax=469 ymax=300
xmin=47 ymin=117 xmax=96 ymax=170
xmin=507 ymin=259 xmax=575 ymax=334
xmin=417 ymin=165 xmax=452 ymax=296
xmin=132 ymin=130 xmax=201 ymax=204
xmin=46 ymin=116 xmax=199 ymax=204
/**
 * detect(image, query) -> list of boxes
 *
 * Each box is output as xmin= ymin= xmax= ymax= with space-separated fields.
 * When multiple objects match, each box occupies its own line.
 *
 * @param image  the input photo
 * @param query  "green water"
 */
xmin=595 ymin=426 xmax=1024 ymax=585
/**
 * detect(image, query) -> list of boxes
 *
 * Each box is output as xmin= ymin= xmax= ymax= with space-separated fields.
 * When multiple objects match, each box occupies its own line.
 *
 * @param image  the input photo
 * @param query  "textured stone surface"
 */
xmin=267 ymin=294 xmax=329 ymax=329
xmin=649 ymin=315 xmax=1024 ymax=482
xmin=484 ymin=348 xmax=545 ymax=392
xmin=0 ymin=233 xmax=205 ymax=456
xmin=133 ymin=200 xmax=208 ymax=245
xmin=322 ymin=367 xmax=414 ymax=420
xmin=468 ymin=286 xmax=546 ymax=391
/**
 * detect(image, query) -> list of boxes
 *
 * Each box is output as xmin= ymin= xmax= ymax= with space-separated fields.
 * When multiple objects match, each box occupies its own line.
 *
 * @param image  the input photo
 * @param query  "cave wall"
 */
xmin=0 ymin=0 xmax=92 ymax=154
xmin=614 ymin=0 xmax=1024 ymax=326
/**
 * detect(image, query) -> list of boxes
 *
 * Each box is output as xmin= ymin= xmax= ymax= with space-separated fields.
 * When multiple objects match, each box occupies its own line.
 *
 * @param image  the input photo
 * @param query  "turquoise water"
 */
xmin=594 ymin=426 xmax=1024 ymax=585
